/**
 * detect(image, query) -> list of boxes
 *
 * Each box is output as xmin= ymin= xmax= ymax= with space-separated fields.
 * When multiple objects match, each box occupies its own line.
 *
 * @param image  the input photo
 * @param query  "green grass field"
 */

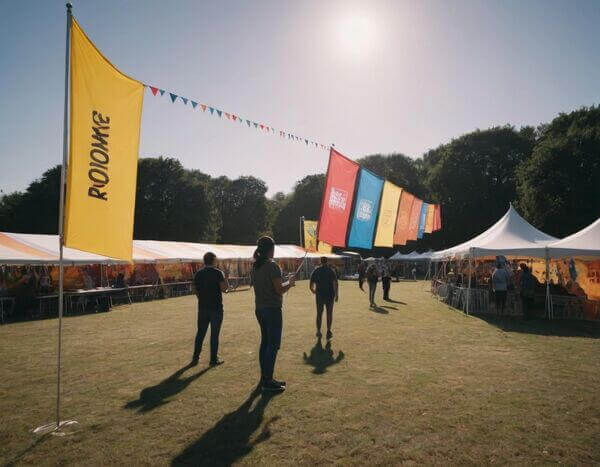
xmin=1 ymin=280 xmax=599 ymax=465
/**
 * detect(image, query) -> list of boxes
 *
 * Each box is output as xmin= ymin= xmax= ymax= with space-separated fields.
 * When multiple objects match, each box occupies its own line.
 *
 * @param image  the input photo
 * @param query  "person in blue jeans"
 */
xmin=251 ymin=236 xmax=295 ymax=392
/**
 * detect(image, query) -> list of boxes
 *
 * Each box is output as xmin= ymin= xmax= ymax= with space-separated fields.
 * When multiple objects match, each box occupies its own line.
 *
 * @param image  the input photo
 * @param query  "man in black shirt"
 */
xmin=191 ymin=252 xmax=229 ymax=367
xmin=309 ymin=257 xmax=338 ymax=340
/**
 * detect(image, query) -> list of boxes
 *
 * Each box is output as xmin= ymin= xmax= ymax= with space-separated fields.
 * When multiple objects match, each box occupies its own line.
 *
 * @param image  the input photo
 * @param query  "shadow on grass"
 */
xmin=124 ymin=364 xmax=212 ymax=413
xmin=473 ymin=313 xmax=600 ymax=338
xmin=171 ymin=387 xmax=280 ymax=466
xmin=384 ymin=298 xmax=407 ymax=305
xmin=4 ymin=434 xmax=48 ymax=466
xmin=381 ymin=305 xmax=398 ymax=310
xmin=371 ymin=305 xmax=389 ymax=314
xmin=303 ymin=338 xmax=345 ymax=374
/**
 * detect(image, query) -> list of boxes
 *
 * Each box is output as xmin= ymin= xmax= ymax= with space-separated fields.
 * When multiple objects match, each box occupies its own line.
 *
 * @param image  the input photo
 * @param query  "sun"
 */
xmin=337 ymin=14 xmax=376 ymax=60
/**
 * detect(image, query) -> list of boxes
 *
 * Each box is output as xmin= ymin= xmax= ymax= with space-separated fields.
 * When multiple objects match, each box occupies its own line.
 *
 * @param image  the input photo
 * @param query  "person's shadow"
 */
xmin=125 ymin=364 xmax=212 ymax=413
xmin=371 ymin=305 xmax=389 ymax=314
xmin=303 ymin=338 xmax=345 ymax=374
xmin=384 ymin=298 xmax=407 ymax=305
xmin=172 ymin=387 xmax=280 ymax=466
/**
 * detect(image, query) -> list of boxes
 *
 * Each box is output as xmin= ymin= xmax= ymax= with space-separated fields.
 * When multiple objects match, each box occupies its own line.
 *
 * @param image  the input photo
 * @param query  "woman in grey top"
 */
xmin=251 ymin=236 xmax=295 ymax=392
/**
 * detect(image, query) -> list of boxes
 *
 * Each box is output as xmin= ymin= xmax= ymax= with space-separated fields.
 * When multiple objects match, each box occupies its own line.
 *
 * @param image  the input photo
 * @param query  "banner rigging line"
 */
xmin=144 ymin=84 xmax=330 ymax=151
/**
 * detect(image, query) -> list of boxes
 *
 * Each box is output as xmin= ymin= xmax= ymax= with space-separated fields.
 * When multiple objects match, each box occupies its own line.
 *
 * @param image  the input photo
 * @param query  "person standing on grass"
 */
xmin=491 ymin=258 xmax=512 ymax=316
xmin=191 ymin=252 xmax=229 ymax=367
xmin=309 ymin=256 xmax=339 ymax=340
xmin=365 ymin=261 xmax=379 ymax=308
xmin=381 ymin=260 xmax=392 ymax=301
xmin=519 ymin=263 xmax=535 ymax=320
xmin=251 ymin=236 xmax=295 ymax=393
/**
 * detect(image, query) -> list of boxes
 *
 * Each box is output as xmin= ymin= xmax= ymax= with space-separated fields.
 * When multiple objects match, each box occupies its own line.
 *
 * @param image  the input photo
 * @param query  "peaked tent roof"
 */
xmin=547 ymin=217 xmax=600 ymax=258
xmin=432 ymin=206 xmax=558 ymax=260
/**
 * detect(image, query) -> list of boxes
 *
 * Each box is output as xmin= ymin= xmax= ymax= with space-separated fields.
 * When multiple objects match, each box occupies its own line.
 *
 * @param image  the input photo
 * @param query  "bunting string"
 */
xmin=144 ymin=84 xmax=330 ymax=150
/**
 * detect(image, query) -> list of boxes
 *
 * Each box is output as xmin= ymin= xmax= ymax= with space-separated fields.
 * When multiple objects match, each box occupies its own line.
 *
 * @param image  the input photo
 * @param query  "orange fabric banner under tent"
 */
xmin=303 ymin=220 xmax=318 ymax=252
xmin=407 ymin=198 xmax=423 ymax=241
xmin=393 ymin=192 xmax=415 ymax=246
xmin=64 ymin=19 xmax=144 ymax=261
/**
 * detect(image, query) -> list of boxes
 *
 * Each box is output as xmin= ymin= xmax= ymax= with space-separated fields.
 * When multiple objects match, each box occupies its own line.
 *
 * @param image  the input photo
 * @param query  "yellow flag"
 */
xmin=303 ymin=220 xmax=318 ymax=251
xmin=317 ymin=241 xmax=332 ymax=254
xmin=374 ymin=181 xmax=402 ymax=247
xmin=425 ymin=203 xmax=435 ymax=233
xmin=64 ymin=19 xmax=144 ymax=261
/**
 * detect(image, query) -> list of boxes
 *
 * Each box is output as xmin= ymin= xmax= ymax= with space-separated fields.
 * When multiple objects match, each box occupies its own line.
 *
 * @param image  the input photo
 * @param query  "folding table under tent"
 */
xmin=430 ymin=205 xmax=558 ymax=316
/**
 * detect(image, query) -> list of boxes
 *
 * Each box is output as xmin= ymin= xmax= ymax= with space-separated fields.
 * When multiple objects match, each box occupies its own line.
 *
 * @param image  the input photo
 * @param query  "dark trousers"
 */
xmin=382 ymin=277 xmax=391 ymax=300
xmin=316 ymin=295 xmax=334 ymax=332
xmin=494 ymin=290 xmax=508 ymax=315
xmin=368 ymin=280 xmax=377 ymax=305
xmin=193 ymin=306 xmax=223 ymax=362
xmin=255 ymin=307 xmax=282 ymax=382
xmin=521 ymin=295 xmax=534 ymax=320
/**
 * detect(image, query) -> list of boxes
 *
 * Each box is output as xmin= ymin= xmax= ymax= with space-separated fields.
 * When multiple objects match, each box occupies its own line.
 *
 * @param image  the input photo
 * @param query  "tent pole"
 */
xmin=299 ymin=216 xmax=304 ymax=248
xmin=466 ymin=249 xmax=472 ymax=315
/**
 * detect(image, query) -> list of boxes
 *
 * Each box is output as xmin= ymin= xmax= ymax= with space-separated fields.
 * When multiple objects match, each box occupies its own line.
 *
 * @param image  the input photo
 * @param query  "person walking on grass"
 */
xmin=251 ymin=236 xmax=295 ymax=393
xmin=309 ymin=256 xmax=339 ymax=340
xmin=191 ymin=252 xmax=229 ymax=367
xmin=365 ymin=261 xmax=379 ymax=308
xmin=381 ymin=260 xmax=392 ymax=301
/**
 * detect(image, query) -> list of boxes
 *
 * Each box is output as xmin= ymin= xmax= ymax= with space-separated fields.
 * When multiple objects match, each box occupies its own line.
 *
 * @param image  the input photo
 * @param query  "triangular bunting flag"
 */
xmin=209 ymin=107 xmax=215 ymax=114
xmin=191 ymin=101 xmax=198 ymax=109
xmin=224 ymin=112 xmax=230 ymax=119
xmin=232 ymin=115 xmax=237 ymax=121
xmin=305 ymin=139 xmax=308 ymax=145
xmin=260 ymin=124 xmax=264 ymax=130
xmin=181 ymin=97 xmax=188 ymax=105
xmin=253 ymin=122 xmax=258 ymax=128
xmin=216 ymin=109 xmax=222 ymax=117
xmin=246 ymin=120 xmax=251 ymax=126
xmin=159 ymin=89 xmax=165 ymax=96
xmin=169 ymin=93 xmax=178 ymax=103
xmin=201 ymin=104 xmax=207 ymax=112
xmin=150 ymin=86 xmax=159 ymax=96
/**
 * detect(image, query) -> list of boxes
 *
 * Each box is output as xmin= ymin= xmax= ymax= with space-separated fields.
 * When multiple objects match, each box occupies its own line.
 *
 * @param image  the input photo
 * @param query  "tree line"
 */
xmin=1 ymin=106 xmax=598 ymax=251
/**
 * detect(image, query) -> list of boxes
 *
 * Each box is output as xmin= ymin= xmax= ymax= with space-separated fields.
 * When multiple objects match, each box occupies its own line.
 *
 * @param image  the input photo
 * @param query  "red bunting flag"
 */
xmin=150 ymin=86 xmax=159 ymax=96
xmin=317 ymin=148 xmax=360 ymax=247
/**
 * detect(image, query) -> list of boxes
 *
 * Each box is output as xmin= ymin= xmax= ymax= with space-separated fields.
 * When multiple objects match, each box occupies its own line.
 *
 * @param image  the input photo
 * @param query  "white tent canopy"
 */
xmin=547 ymin=217 xmax=600 ymax=259
xmin=390 ymin=250 xmax=432 ymax=261
xmin=432 ymin=206 xmax=558 ymax=260
xmin=0 ymin=232 xmax=342 ymax=265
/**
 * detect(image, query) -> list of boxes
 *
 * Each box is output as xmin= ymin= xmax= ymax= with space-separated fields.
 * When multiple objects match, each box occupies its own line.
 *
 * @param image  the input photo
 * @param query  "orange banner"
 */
xmin=393 ymin=192 xmax=414 ymax=246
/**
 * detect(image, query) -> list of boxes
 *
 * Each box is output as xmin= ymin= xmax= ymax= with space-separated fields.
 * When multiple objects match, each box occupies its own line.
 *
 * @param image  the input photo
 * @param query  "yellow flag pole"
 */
xmin=33 ymin=3 xmax=79 ymax=436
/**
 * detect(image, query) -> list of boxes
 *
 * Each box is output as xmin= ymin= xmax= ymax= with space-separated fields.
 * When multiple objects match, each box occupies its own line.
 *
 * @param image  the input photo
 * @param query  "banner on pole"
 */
xmin=317 ymin=149 xmax=359 ymax=247
xmin=317 ymin=241 xmax=333 ymax=254
xmin=374 ymin=181 xmax=402 ymax=247
xmin=348 ymin=168 xmax=384 ymax=249
xmin=303 ymin=220 xmax=318 ymax=252
xmin=434 ymin=204 xmax=442 ymax=231
xmin=425 ymin=203 xmax=435 ymax=233
xmin=407 ymin=198 xmax=423 ymax=241
xmin=393 ymin=191 xmax=414 ymax=246
xmin=64 ymin=19 xmax=143 ymax=261
xmin=417 ymin=202 xmax=428 ymax=239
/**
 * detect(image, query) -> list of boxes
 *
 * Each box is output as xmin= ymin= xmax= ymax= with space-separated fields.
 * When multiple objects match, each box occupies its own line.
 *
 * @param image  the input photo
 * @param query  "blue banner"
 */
xmin=417 ymin=202 xmax=428 ymax=239
xmin=348 ymin=168 xmax=384 ymax=249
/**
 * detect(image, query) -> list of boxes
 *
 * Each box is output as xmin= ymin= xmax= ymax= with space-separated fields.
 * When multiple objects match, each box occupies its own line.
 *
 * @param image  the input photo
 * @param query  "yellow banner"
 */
xmin=317 ymin=241 xmax=332 ymax=254
xmin=64 ymin=19 xmax=144 ymax=261
xmin=374 ymin=181 xmax=402 ymax=247
xmin=425 ymin=203 xmax=435 ymax=233
xmin=303 ymin=220 xmax=318 ymax=251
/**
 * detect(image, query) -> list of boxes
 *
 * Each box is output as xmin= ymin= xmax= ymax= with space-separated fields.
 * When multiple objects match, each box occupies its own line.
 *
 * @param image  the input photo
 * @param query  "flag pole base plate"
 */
xmin=32 ymin=420 xmax=79 ymax=437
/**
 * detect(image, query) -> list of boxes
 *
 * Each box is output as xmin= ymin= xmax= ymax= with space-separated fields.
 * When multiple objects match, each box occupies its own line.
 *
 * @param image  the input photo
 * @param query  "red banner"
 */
xmin=407 ymin=198 xmax=423 ymax=241
xmin=434 ymin=204 xmax=442 ymax=231
xmin=393 ymin=191 xmax=414 ymax=246
xmin=317 ymin=148 xmax=360 ymax=246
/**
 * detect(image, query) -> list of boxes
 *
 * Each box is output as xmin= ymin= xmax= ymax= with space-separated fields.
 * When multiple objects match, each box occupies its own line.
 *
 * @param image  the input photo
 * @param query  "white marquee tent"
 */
xmin=547 ymin=217 xmax=600 ymax=259
xmin=0 ymin=232 xmax=341 ymax=265
xmin=431 ymin=205 xmax=557 ymax=260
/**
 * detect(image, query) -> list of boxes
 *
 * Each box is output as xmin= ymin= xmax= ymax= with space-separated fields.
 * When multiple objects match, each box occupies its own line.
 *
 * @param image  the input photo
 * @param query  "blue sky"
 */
xmin=1 ymin=0 xmax=599 ymax=196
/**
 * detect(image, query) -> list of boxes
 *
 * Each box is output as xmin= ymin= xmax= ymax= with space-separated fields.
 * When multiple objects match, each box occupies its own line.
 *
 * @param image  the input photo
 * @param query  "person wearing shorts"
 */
xmin=309 ymin=257 xmax=339 ymax=340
